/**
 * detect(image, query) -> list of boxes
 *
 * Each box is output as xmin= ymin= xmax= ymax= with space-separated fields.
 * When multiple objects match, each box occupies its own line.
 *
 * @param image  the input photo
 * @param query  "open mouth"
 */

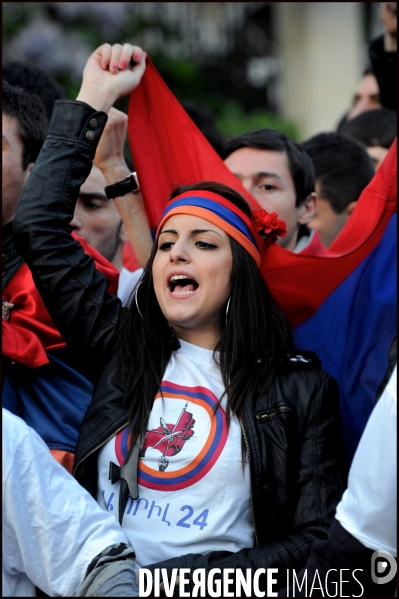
xmin=169 ymin=274 xmax=199 ymax=296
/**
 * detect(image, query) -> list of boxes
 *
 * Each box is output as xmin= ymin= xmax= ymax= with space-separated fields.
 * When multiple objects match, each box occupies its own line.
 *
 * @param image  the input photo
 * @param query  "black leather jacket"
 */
xmin=13 ymin=100 xmax=347 ymax=592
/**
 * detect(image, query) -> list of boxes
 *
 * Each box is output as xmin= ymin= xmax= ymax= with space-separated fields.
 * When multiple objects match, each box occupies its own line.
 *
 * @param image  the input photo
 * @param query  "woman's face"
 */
xmin=152 ymin=213 xmax=233 ymax=349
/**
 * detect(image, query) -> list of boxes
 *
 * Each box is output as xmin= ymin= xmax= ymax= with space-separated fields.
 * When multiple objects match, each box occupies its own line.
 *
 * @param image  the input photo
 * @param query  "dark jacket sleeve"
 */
xmin=369 ymin=35 xmax=397 ymax=112
xmin=13 ymin=100 xmax=123 ymax=380
xmin=144 ymin=372 xmax=347 ymax=595
xmin=278 ymin=519 xmax=397 ymax=597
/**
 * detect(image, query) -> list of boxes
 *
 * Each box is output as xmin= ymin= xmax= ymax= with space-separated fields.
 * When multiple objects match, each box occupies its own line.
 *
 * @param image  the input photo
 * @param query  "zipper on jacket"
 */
xmin=256 ymin=405 xmax=293 ymax=421
xmin=73 ymin=421 xmax=129 ymax=476
xmin=239 ymin=417 xmax=259 ymax=548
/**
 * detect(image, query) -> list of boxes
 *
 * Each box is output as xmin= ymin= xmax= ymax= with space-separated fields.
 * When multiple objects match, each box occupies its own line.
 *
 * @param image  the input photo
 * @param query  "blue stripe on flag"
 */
xmin=294 ymin=214 xmax=397 ymax=462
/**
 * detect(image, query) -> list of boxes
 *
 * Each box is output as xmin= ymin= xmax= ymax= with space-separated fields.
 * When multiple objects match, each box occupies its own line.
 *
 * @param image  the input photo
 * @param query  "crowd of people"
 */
xmin=2 ymin=2 xmax=397 ymax=597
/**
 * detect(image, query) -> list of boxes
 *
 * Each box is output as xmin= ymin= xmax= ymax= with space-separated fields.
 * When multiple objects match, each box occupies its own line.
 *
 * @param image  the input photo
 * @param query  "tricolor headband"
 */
xmin=156 ymin=190 xmax=264 ymax=266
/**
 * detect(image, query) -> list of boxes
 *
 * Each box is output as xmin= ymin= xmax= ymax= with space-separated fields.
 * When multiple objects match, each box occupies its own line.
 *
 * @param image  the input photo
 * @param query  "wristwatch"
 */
xmin=104 ymin=172 xmax=140 ymax=199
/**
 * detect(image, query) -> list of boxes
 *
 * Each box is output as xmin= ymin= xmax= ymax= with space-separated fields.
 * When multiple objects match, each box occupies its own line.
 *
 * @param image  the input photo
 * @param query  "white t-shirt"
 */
xmin=2 ymin=409 xmax=131 ymax=597
xmin=117 ymin=267 xmax=143 ymax=306
xmin=97 ymin=339 xmax=253 ymax=568
xmin=336 ymin=366 xmax=397 ymax=556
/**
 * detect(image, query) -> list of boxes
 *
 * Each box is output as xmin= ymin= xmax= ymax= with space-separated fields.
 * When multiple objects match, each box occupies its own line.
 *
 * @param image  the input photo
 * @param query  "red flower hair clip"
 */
xmin=251 ymin=209 xmax=287 ymax=245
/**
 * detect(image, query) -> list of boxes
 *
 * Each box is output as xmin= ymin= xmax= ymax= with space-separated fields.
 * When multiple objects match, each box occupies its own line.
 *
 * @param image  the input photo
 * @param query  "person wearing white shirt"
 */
xmin=2 ymin=409 xmax=139 ymax=597
xmin=279 ymin=365 xmax=397 ymax=597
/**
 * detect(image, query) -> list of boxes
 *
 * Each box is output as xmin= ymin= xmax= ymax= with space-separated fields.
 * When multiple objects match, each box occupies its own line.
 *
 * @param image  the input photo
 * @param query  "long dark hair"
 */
xmin=113 ymin=181 xmax=294 ymax=447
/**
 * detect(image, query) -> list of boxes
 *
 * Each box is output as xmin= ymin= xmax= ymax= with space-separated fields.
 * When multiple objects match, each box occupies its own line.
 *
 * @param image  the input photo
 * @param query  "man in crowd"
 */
xmin=369 ymin=1 xmax=396 ymax=113
xmin=2 ymin=81 xmax=118 ymax=472
xmin=69 ymin=107 xmax=151 ymax=301
xmin=339 ymin=107 xmax=397 ymax=171
xmin=72 ymin=165 xmax=130 ymax=272
xmin=2 ymin=60 xmax=64 ymax=121
xmin=78 ymin=107 xmax=153 ymax=305
xmin=340 ymin=66 xmax=382 ymax=123
xmin=71 ymin=164 xmax=142 ymax=305
xmin=222 ymin=128 xmax=325 ymax=255
xmin=337 ymin=1 xmax=396 ymax=132
xmin=301 ymin=132 xmax=375 ymax=248
xmin=3 ymin=61 xmax=145 ymax=304
xmin=2 ymin=84 xmax=47 ymax=231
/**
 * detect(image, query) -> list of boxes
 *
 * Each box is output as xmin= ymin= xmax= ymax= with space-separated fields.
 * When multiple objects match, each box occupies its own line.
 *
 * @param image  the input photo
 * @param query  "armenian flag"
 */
xmin=127 ymin=58 xmax=397 ymax=461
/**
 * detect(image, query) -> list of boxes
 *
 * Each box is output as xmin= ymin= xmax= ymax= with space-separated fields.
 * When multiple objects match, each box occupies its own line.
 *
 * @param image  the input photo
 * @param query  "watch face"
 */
xmin=131 ymin=172 xmax=140 ymax=189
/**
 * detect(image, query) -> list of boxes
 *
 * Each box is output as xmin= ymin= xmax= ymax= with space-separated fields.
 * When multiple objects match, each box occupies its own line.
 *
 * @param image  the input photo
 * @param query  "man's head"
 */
xmin=339 ymin=108 xmax=396 ymax=170
xmin=346 ymin=67 xmax=381 ymax=120
xmin=2 ymin=81 xmax=48 ymax=226
xmin=301 ymin=132 xmax=375 ymax=248
xmin=70 ymin=165 xmax=129 ymax=270
xmin=223 ymin=129 xmax=316 ymax=251
xmin=2 ymin=61 xmax=64 ymax=121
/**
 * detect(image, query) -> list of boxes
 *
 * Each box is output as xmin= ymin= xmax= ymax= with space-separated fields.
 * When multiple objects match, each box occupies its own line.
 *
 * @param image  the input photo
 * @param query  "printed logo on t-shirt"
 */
xmin=114 ymin=381 xmax=228 ymax=491
xmin=141 ymin=401 xmax=196 ymax=471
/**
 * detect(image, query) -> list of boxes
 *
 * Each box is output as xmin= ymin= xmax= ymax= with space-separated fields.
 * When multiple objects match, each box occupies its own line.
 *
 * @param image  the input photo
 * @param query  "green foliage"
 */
xmin=150 ymin=52 xmax=203 ymax=99
xmin=53 ymin=71 xmax=80 ymax=103
xmin=216 ymin=101 xmax=299 ymax=141
xmin=2 ymin=2 xmax=300 ymax=143
xmin=3 ymin=2 xmax=40 ymax=39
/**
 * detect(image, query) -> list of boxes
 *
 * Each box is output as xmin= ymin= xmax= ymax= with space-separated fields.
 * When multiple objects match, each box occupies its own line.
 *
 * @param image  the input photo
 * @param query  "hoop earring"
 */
xmin=135 ymin=282 xmax=145 ymax=321
xmin=225 ymin=297 xmax=231 ymax=326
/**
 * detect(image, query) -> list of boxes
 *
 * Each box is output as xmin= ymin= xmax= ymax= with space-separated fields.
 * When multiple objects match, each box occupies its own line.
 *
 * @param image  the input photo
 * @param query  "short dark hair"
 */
xmin=301 ymin=132 xmax=375 ymax=213
xmin=2 ymin=61 xmax=64 ymax=121
xmin=222 ymin=128 xmax=315 ymax=207
xmin=339 ymin=108 xmax=396 ymax=150
xmin=362 ymin=65 xmax=375 ymax=77
xmin=2 ymin=81 xmax=49 ymax=169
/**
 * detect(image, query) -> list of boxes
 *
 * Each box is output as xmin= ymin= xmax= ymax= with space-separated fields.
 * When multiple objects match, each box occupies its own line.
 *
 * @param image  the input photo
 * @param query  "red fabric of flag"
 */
xmin=122 ymin=241 xmax=141 ymax=272
xmin=2 ymin=234 xmax=119 ymax=368
xmin=127 ymin=58 xmax=396 ymax=328
xmin=128 ymin=58 xmax=260 ymax=233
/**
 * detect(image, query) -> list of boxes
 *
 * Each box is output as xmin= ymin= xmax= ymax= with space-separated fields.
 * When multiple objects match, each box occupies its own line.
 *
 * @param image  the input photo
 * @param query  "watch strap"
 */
xmin=104 ymin=172 xmax=140 ymax=199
